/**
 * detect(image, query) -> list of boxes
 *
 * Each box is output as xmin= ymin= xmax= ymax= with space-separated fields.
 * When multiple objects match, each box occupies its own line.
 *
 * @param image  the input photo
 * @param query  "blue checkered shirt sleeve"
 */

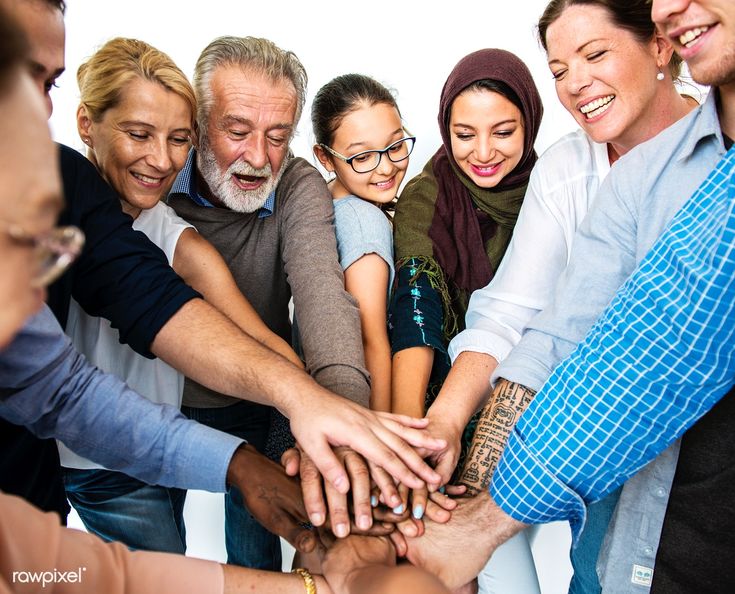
xmin=491 ymin=146 xmax=735 ymax=539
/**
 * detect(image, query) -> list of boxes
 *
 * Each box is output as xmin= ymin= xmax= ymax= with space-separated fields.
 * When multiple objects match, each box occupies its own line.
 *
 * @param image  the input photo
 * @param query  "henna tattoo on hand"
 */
xmin=459 ymin=379 xmax=536 ymax=494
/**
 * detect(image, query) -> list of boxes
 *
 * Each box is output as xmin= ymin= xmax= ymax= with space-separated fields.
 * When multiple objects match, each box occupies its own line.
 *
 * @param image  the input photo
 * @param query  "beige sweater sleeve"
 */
xmin=279 ymin=159 xmax=371 ymax=407
xmin=0 ymin=492 xmax=223 ymax=594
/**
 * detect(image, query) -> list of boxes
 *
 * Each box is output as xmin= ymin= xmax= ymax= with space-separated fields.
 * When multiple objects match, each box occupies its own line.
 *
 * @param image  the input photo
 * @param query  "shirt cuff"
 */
xmin=171 ymin=422 xmax=245 ymax=493
xmin=447 ymin=329 xmax=513 ymax=366
xmin=492 ymin=349 xmax=550 ymax=392
xmin=490 ymin=428 xmax=587 ymax=541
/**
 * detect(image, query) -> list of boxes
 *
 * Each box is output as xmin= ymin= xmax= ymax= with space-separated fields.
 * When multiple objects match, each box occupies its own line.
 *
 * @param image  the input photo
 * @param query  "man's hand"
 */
xmin=286 ymin=393 xmax=446 ymax=497
xmin=226 ymin=444 xmax=317 ymax=554
xmin=395 ymin=490 xmax=526 ymax=590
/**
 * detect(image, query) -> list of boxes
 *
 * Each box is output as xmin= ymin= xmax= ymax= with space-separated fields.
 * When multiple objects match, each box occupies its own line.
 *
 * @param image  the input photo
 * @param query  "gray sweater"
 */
xmin=169 ymin=155 xmax=370 ymax=409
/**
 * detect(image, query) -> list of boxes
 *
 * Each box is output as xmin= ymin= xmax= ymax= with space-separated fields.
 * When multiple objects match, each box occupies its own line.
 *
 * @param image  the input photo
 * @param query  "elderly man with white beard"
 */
xmin=167 ymin=36 xmax=374 ymax=570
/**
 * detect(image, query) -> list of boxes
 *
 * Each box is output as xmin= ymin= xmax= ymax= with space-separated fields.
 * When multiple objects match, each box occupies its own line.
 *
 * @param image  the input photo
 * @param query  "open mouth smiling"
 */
xmin=579 ymin=95 xmax=614 ymax=119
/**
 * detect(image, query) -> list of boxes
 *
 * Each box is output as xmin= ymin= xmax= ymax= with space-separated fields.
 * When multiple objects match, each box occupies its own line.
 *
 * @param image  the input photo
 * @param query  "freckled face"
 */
xmin=546 ymin=5 xmax=668 ymax=153
xmin=449 ymin=88 xmax=524 ymax=189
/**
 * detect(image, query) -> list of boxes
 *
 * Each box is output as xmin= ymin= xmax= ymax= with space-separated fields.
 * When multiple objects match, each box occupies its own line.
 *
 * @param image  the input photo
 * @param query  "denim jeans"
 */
xmin=182 ymin=400 xmax=282 ymax=570
xmin=568 ymin=486 xmax=623 ymax=594
xmin=63 ymin=467 xmax=186 ymax=554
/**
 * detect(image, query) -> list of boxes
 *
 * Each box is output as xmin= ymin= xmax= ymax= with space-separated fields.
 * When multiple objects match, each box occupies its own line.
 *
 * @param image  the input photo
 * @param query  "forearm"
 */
xmin=174 ymin=231 xmax=303 ymax=369
xmin=151 ymin=298 xmax=330 ymax=418
xmin=0 ymin=307 xmax=241 ymax=491
xmin=364 ymin=337 xmax=392 ymax=412
xmin=391 ymin=346 xmax=433 ymax=417
xmin=223 ymin=565 xmax=330 ymax=594
xmin=346 ymin=564 xmax=449 ymax=594
xmin=427 ymin=351 xmax=498 ymax=431
xmin=0 ymin=491 xmax=224 ymax=594
xmin=459 ymin=379 xmax=536 ymax=494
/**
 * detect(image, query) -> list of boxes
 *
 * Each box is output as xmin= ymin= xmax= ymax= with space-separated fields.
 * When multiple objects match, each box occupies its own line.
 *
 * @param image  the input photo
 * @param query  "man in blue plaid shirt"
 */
xmin=400 ymin=1 xmax=735 ymax=589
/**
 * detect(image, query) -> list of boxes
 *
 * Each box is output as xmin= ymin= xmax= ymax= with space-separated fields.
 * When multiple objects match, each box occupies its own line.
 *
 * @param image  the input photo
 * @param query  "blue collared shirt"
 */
xmin=491 ymin=143 xmax=735 ymax=539
xmin=169 ymin=148 xmax=275 ymax=218
xmin=0 ymin=306 xmax=243 ymax=493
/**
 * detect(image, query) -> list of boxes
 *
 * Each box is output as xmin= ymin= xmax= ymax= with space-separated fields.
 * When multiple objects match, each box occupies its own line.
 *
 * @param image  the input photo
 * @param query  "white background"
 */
xmin=57 ymin=1 xmax=574 ymax=590
xmin=49 ymin=0 xmax=579 ymax=173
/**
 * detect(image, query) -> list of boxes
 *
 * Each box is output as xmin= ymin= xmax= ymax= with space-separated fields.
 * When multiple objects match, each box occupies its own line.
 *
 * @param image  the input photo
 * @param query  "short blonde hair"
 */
xmin=78 ymin=37 xmax=195 ymax=125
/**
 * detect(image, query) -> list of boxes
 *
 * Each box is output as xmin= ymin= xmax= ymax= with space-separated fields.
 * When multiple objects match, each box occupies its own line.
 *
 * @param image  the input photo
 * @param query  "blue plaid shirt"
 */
xmin=491 ymin=145 xmax=735 ymax=539
xmin=169 ymin=148 xmax=275 ymax=217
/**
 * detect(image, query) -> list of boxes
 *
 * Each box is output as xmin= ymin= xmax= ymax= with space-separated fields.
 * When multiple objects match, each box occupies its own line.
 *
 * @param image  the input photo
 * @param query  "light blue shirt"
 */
xmin=496 ymin=92 xmax=726 ymax=393
xmin=333 ymin=195 xmax=395 ymax=292
xmin=0 ymin=306 xmax=243 ymax=493
xmin=491 ymin=142 xmax=735 ymax=541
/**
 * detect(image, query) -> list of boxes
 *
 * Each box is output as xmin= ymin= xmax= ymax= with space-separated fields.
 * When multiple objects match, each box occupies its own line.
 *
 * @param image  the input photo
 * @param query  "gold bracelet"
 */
xmin=292 ymin=567 xmax=317 ymax=594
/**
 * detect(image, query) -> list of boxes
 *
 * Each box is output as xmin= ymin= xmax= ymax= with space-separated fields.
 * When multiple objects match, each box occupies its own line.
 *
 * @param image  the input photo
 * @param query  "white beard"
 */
xmin=197 ymin=138 xmax=285 ymax=213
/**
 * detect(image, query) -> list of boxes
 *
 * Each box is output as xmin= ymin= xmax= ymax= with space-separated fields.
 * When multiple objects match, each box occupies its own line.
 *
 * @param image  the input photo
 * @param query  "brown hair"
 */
xmin=537 ymin=0 xmax=682 ymax=78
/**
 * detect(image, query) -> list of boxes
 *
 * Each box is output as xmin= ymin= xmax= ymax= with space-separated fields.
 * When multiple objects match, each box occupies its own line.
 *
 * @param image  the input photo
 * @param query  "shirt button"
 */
xmin=643 ymin=546 xmax=654 ymax=556
xmin=654 ymin=487 xmax=667 ymax=498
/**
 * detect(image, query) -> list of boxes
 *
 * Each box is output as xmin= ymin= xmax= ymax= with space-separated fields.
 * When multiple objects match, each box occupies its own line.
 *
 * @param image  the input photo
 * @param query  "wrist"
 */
xmin=225 ymin=443 xmax=253 ymax=490
xmin=475 ymin=490 xmax=526 ymax=547
xmin=292 ymin=568 xmax=317 ymax=594
xmin=425 ymin=398 xmax=465 ymax=436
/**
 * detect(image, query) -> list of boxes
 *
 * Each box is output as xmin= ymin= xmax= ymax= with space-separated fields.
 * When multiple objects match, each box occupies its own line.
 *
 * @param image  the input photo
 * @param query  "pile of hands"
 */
xmin=280 ymin=443 xmax=467 ymax=593
xmin=228 ymin=398 xmax=504 ymax=593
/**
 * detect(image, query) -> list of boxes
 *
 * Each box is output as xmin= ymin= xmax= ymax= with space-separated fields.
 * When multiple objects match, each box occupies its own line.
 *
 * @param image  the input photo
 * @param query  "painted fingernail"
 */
xmin=392 ymin=504 xmax=405 ymax=514
xmin=358 ymin=515 xmax=371 ymax=530
xmin=412 ymin=505 xmax=424 ymax=520
xmin=309 ymin=513 xmax=324 ymax=526
xmin=334 ymin=523 xmax=349 ymax=538
xmin=370 ymin=495 xmax=379 ymax=507
xmin=438 ymin=486 xmax=446 ymax=494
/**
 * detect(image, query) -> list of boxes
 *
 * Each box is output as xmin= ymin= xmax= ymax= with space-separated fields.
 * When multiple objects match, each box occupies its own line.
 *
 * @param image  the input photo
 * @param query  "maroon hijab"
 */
xmin=428 ymin=48 xmax=544 ymax=293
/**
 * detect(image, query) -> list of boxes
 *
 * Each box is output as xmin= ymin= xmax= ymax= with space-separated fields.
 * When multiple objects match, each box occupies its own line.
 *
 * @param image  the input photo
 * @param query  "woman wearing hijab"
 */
xmin=390 ymin=47 xmax=543 ymax=439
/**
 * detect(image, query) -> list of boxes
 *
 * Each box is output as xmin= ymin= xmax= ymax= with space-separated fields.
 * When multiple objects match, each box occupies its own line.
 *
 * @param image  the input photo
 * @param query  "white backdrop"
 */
xmin=56 ymin=2 xmax=578 ymax=589
xmin=49 ymin=0 xmax=579 ymax=181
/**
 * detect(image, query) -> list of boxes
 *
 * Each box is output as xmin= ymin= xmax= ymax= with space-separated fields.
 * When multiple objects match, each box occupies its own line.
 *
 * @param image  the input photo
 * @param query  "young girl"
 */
xmin=312 ymin=74 xmax=415 ymax=412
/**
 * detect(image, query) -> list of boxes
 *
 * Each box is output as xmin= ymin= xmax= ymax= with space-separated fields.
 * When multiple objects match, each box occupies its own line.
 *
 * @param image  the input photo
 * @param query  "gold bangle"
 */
xmin=292 ymin=567 xmax=317 ymax=594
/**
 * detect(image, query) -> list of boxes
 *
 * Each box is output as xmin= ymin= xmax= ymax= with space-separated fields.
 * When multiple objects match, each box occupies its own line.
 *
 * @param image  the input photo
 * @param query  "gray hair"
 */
xmin=193 ymin=36 xmax=307 ymax=138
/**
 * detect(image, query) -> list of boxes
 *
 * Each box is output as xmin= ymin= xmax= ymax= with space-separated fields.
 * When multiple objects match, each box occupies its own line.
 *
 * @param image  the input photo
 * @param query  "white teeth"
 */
xmin=679 ymin=26 xmax=709 ymax=48
xmin=580 ymin=95 xmax=614 ymax=118
xmin=132 ymin=172 xmax=161 ymax=184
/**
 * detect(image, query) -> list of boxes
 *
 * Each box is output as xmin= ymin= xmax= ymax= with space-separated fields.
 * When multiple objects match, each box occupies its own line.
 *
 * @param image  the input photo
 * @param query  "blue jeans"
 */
xmin=63 ymin=467 xmax=186 ymax=554
xmin=182 ymin=400 xmax=282 ymax=570
xmin=568 ymin=486 xmax=623 ymax=594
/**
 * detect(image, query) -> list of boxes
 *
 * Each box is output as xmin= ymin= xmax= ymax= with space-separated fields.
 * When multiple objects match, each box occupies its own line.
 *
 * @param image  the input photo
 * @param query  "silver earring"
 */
xmin=656 ymin=70 xmax=665 ymax=81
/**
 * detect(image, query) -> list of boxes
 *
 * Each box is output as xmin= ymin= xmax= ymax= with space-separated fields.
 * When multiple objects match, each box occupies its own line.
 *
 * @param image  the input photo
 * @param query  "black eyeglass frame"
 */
xmin=319 ymin=135 xmax=416 ymax=174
